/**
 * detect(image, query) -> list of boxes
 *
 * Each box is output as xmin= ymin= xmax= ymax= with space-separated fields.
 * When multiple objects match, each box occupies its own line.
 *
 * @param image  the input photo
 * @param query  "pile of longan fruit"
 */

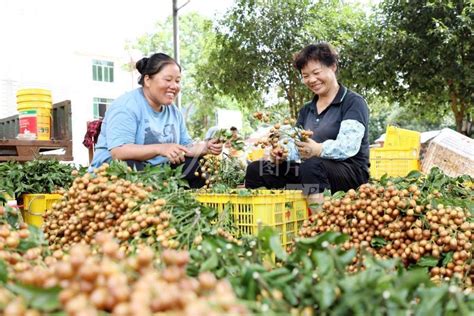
xmin=299 ymin=183 xmax=473 ymax=285
xmin=43 ymin=163 xmax=177 ymax=253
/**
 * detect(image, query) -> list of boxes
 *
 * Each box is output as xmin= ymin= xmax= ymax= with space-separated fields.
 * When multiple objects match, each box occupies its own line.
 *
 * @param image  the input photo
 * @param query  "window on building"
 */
xmin=93 ymin=97 xmax=114 ymax=119
xmin=92 ymin=60 xmax=114 ymax=82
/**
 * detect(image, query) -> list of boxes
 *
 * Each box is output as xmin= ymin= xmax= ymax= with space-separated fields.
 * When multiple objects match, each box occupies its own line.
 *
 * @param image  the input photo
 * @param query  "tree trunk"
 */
xmin=461 ymin=111 xmax=472 ymax=136
xmin=183 ymin=104 xmax=194 ymax=123
xmin=450 ymin=91 xmax=466 ymax=133
xmin=284 ymin=79 xmax=298 ymax=119
xmin=448 ymin=80 xmax=465 ymax=134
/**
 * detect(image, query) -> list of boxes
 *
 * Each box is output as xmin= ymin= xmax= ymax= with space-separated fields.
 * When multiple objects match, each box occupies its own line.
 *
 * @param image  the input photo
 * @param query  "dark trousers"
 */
xmin=244 ymin=157 xmax=368 ymax=195
xmin=126 ymin=157 xmax=205 ymax=189
xmin=170 ymin=157 xmax=206 ymax=189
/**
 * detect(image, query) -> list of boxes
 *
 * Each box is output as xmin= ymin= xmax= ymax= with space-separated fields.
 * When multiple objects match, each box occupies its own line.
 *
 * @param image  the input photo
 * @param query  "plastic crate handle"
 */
xmin=25 ymin=194 xmax=46 ymax=216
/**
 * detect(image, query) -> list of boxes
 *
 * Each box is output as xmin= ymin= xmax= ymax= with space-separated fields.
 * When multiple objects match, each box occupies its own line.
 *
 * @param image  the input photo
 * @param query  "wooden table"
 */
xmin=0 ymin=139 xmax=73 ymax=162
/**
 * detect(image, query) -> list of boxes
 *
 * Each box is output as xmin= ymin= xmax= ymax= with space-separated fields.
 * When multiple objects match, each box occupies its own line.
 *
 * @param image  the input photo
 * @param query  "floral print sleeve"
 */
xmin=320 ymin=119 xmax=365 ymax=160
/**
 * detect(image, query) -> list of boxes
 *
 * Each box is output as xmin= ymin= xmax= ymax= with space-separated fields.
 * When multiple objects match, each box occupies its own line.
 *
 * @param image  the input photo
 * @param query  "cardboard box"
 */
xmin=421 ymin=128 xmax=474 ymax=177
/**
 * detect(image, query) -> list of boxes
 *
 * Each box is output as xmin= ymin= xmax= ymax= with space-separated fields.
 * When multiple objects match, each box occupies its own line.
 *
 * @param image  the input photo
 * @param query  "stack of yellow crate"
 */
xmin=370 ymin=126 xmax=421 ymax=179
xmin=195 ymin=189 xmax=308 ymax=248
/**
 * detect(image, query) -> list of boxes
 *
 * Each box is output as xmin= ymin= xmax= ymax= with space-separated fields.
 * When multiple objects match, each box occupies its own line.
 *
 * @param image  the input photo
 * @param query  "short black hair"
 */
xmin=230 ymin=126 xmax=238 ymax=131
xmin=293 ymin=42 xmax=338 ymax=72
xmin=136 ymin=53 xmax=181 ymax=86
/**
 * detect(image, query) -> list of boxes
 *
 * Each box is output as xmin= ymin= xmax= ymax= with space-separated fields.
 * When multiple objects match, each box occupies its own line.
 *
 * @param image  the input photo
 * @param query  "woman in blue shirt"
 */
xmin=245 ymin=42 xmax=369 ymax=208
xmin=91 ymin=53 xmax=222 ymax=188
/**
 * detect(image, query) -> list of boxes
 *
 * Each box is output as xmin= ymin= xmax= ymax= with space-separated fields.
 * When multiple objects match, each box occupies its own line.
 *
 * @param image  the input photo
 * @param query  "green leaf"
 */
xmin=283 ymin=285 xmax=299 ymax=306
xmin=298 ymin=236 xmax=319 ymax=246
xmin=0 ymin=259 xmax=8 ymax=283
xmin=6 ymin=283 xmax=61 ymax=311
xmin=339 ymin=248 xmax=357 ymax=265
xmin=332 ymin=191 xmax=346 ymax=199
xmin=398 ymin=269 xmax=431 ymax=291
xmin=6 ymin=208 xmax=21 ymax=229
xmin=370 ymin=236 xmax=387 ymax=248
xmin=245 ymin=279 xmax=258 ymax=301
xmin=17 ymin=225 xmax=47 ymax=253
xmin=379 ymin=173 xmax=389 ymax=186
xmin=269 ymin=234 xmax=288 ymax=261
xmin=334 ymin=234 xmax=350 ymax=245
xmin=257 ymin=226 xmax=278 ymax=252
xmin=297 ymin=232 xmax=349 ymax=251
xmin=313 ymin=250 xmax=334 ymax=276
xmin=314 ymin=280 xmax=336 ymax=310
xmin=414 ymin=287 xmax=448 ymax=316
xmin=387 ymin=290 xmax=410 ymax=309
xmin=406 ymin=170 xmax=423 ymax=179
xmin=416 ymin=256 xmax=439 ymax=267
xmin=215 ymin=268 xmax=226 ymax=279
xmin=316 ymin=231 xmax=349 ymax=248
xmin=441 ymin=252 xmax=453 ymax=266
xmin=301 ymin=255 xmax=314 ymax=271
xmin=200 ymin=251 xmax=219 ymax=272
xmin=262 ymin=267 xmax=290 ymax=280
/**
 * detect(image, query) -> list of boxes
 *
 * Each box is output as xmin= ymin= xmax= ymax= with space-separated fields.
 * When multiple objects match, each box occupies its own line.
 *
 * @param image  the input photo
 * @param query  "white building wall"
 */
xmin=0 ymin=50 xmax=138 ymax=167
xmin=0 ymin=0 xmax=146 ymax=167
xmin=0 ymin=79 xmax=20 ymax=118
xmin=62 ymin=51 xmax=138 ymax=166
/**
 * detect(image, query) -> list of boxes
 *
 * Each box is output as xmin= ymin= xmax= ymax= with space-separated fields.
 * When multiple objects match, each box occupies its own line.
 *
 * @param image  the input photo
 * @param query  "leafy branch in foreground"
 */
xmin=188 ymin=230 xmax=474 ymax=315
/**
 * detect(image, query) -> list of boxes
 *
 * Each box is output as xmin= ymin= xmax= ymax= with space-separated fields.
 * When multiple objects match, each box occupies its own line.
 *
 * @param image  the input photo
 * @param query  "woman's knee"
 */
xmin=299 ymin=157 xmax=326 ymax=175
xmin=245 ymin=160 xmax=263 ymax=176
xmin=180 ymin=157 xmax=200 ymax=175
xmin=299 ymin=157 xmax=330 ymax=194
xmin=245 ymin=160 xmax=266 ymax=188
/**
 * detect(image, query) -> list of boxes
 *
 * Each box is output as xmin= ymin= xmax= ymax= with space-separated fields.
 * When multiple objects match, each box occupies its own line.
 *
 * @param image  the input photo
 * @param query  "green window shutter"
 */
xmin=93 ymin=97 xmax=114 ymax=119
xmin=98 ymin=67 xmax=103 ymax=81
xmin=109 ymin=67 xmax=114 ymax=82
xmin=92 ymin=60 xmax=113 ymax=82
xmin=93 ymin=104 xmax=99 ymax=119
xmin=93 ymin=97 xmax=99 ymax=119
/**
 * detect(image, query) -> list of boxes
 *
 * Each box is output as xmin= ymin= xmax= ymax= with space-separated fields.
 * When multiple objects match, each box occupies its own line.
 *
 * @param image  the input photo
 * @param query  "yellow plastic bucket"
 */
xmin=17 ymin=94 xmax=52 ymax=103
xmin=16 ymin=88 xmax=52 ymax=97
xmin=21 ymin=194 xmax=62 ymax=227
xmin=16 ymin=89 xmax=53 ymax=140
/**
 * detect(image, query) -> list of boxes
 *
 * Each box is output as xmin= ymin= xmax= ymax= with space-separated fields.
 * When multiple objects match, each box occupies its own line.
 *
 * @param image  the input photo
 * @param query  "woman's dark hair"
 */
xmin=136 ymin=53 xmax=181 ymax=86
xmin=293 ymin=42 xmax=338 ymax=72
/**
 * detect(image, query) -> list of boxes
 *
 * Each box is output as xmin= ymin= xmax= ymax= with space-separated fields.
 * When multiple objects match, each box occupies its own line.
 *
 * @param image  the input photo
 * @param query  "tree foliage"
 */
xmin=128 ymin=0 xmax=472 ymax=140
xmin=344 ymin=0 xmax=473 ymax=134
xmin=196 ymin=0 xmax=367 ymax=119
xmin=128 ymin=12 xmax=220 ymax=137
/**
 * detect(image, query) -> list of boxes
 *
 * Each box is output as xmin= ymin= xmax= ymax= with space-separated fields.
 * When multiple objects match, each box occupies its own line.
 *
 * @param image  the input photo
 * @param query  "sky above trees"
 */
xmin=0 ymin=0 xmax=232 ymax=82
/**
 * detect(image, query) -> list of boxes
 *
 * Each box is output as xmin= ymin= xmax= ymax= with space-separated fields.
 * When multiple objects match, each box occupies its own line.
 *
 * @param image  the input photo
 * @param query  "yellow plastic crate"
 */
xmin=21 ymin=194 xmax=62 ymax=227
xmin=247 ymin=148 xmax=265 ymax=161
xmin=370 ymin=147 xmax=420 ymax=179
xmin=195 ymin=190 xmax=308 ymax=247
xmin=384 ymin=126 xmax=421 ymax=151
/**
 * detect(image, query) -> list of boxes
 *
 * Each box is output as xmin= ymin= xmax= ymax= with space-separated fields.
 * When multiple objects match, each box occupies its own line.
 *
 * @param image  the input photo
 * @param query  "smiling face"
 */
xmin=301 ymin=60 xmax=337 ymax=97
xmin=143 ymin=63 xmax=181 ymax=111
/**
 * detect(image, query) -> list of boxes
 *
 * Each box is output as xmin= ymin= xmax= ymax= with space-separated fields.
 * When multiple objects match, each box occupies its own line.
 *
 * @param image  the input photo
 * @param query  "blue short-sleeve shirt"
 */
xmin=90 ymin=88 xmax=192 ymax=168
